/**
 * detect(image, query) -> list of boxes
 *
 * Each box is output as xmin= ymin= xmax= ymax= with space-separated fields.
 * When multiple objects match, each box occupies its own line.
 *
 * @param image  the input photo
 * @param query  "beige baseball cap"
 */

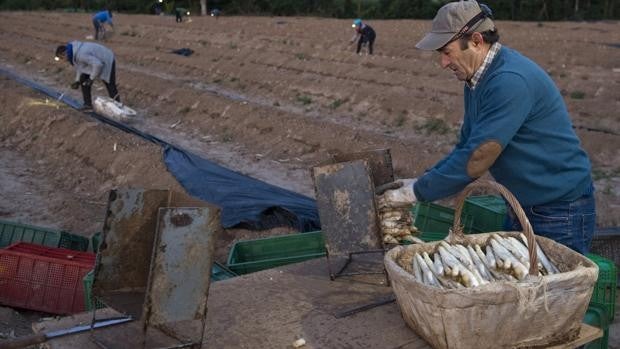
xmin=416 ymin=1 xmax=495 ymax=51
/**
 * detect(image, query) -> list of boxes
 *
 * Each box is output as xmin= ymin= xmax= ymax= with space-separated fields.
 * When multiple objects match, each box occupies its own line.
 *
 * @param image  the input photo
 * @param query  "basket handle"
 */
xmin=451 ymin=180 xmax=538 ymax=276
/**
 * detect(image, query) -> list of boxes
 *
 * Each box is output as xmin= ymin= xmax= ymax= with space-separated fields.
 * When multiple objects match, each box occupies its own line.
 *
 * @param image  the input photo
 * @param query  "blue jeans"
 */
xmin=504 ymin=193 xmax=596 ymax=254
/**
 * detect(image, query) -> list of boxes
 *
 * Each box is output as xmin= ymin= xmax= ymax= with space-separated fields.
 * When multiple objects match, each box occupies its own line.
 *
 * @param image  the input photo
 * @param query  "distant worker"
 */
xmin=175 ymin=8 xmax=189 ymax=23
xmin=154 ymin=0 xmax=163 ymax=15
xmin=211 ymin=8 xmax=221 ymax=19
xmin=349 ymin=19 xmax=376 ymax=55
xmin=92 ymin=9 xmax=114 ymax=40
xmin=54 ymin=41 xmax=120 ymax=111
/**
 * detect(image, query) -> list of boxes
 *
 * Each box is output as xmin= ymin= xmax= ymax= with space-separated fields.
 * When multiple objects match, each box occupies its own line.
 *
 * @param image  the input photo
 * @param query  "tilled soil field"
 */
xmin=0 ymin=11 xmax=619 ymax=345
xmin=1 ymin=12 xmax=618 ymax=231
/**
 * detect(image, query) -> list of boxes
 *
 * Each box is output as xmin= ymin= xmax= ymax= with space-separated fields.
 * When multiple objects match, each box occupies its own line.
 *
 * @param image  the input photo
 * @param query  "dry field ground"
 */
xmin=0 ymin=11 xmax=619 ymax=343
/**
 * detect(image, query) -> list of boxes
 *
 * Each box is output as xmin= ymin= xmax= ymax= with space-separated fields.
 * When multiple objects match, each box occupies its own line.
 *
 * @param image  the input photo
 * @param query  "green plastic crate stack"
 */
xmin=583 ymin=302 xmax=610 ymax=349
xmin=462 ymin=195 xmax=507 ymax=233
xmin=83 ymin=270 xmax=106 ymax=311
xmin=211 ymin=261 xmax=238 ymax=281
xmin=410 ymin=202 xmax=475 ymax=242
xmin=89 ymin=232 xmax=102 ymax=253
xmin=586 ymin=253 xmax=617 ymax=322
xmin=0 ymin=219 xmax=61 ymax=248
xmin=58 ymin=231 xmax=90 ymax=251
xmin=227 ymin=231 xmax=326 ymax=275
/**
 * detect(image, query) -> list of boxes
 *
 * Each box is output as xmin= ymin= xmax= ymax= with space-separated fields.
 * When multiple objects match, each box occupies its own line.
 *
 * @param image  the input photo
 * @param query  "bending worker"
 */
xmin=55 ymin=41 xmax=121 ymax=111
xmin=378 ymin=1 xmax=595 ymax=254
xmin=349 ymin=19 xmax=376 ymax=55
xmin=92 ymin=9 xmax=114 ymax=40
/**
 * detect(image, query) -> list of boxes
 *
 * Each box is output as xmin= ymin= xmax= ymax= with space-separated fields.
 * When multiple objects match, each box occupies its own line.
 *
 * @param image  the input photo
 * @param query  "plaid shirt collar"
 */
xmin=467 ymin=42 xmax=501 ymax=89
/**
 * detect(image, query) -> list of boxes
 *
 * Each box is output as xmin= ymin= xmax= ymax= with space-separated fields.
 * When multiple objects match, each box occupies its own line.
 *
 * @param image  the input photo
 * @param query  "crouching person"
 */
xmin=55 ymin=41 xmax=120 ymax=110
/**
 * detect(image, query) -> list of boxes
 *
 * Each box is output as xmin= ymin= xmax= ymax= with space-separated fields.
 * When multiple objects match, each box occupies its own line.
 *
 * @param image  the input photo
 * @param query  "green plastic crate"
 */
xmin=0 ymin=219 xmax=61 ymax=248
xmin=211 ymin=261 xmax=238 ymax=281
xmin=227 ymin=231 xmax=326 ymax=275
xmin=411 ymin=202 xmax=475 ymax=240
xmin=89 ymin=232 xmax=102 ymax=253
xmin=83 ymin=270 xmax=106 ymax=311
xmin=462 ymin=195 xmax=507 ymax=233
xmin=586 ymin=253 xmax=617 ymax=322
xmin=58 ymin=231 xmax=90 ymax=251
xmin=583 ymin=302 xmax=610 ymax=349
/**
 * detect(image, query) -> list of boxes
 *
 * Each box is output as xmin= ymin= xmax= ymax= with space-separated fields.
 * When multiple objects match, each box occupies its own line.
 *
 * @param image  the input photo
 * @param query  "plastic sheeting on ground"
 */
xmin=0 ymin=67 xmax=320 ymax=231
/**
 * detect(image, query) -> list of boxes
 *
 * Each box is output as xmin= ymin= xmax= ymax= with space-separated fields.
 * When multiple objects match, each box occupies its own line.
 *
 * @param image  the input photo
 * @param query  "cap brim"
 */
xmin=415 ymin=32 xmax=456 ymax=51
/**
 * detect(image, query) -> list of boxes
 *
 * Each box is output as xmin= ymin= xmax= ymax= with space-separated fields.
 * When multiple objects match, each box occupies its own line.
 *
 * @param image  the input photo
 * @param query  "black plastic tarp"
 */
xmin=164 ymin=147 xmax=319 ymax=230
xmin=1 ymin=67 xmax=320 ymax=231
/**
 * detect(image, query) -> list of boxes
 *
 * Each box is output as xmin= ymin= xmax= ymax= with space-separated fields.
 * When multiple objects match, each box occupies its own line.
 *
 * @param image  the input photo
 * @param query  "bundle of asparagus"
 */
xmin=410 ymin=233 xmax=560 ymax=288
xmin=378 ymin=205 xmax=420 ymax=244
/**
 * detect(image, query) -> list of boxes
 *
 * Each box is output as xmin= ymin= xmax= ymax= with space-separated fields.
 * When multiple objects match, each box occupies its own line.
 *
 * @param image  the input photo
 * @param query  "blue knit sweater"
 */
xmin=414 ymin=46 xmax=592 ymax=207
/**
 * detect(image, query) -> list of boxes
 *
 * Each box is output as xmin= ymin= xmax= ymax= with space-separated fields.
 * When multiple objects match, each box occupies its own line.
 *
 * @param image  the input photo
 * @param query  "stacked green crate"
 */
xmin=583 ymin=302 xmax=610 ymax=349
xmin=227 ymin=231 xmax=326 ymax=274
xmin=89 ymin=232 xmax=102 ymax=253
xmin=0 ymin=220 xmax=90 ymax=251
xmin=462 ymin=195 xmax=507 ymax=233
xmin=82 ymin=270 xmax=106 ymax=311
xmin=0 ymin=219 xmax=61 ymax=248
xmin=58 ymin=231 xmax=90 ymax=251
xmin=211 ymin=261 xmax=238 ymax=281
xmin=410 ymin=203 xmax=475 ymax=242
xmin=586 ymin=253 xmax=617 ymax=322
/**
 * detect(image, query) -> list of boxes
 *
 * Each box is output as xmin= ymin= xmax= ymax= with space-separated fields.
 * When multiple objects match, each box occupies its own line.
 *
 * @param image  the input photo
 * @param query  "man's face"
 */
xmin=437 ymin=39 xmax=479 ymax=81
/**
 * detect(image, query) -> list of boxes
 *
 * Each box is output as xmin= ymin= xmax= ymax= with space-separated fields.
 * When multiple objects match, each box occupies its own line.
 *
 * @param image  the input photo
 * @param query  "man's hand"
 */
xmin=70 ymin=81 xmax=80 ymax=89
xmin=377 ymin=178 xmax=417 ymax=208
xmin=82 ymin=78 xmax=94 ymax=87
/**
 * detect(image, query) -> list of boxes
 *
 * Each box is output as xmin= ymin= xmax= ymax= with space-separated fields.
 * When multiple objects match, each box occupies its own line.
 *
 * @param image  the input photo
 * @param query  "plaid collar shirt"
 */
xmin=467 ymin=42 xmax=502 ymax=89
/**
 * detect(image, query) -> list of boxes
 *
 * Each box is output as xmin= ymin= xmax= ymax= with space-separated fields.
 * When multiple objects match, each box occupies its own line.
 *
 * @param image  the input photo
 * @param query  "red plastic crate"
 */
xmin=0 ymin=242 xmax=95 ymax=314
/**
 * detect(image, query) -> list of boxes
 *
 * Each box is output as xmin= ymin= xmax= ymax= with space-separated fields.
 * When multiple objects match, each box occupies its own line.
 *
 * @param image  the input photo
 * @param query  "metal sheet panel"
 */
xmin=312 ymin=160 xmax=382 ymax=257
xmin=93 ymin=189 xmax=170 ymax=318
xmin=332 ymin=148 xmax=394 ymax=187
xmin=145 ymin=207 xmax=220 ymax=326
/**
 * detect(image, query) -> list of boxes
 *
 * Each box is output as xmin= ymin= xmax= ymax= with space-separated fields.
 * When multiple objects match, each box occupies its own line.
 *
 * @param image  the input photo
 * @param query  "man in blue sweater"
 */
xmin=379 ymin=1 xmax=595 ymax=254
xmin=92 ymin=9 xmax=114 ymax=40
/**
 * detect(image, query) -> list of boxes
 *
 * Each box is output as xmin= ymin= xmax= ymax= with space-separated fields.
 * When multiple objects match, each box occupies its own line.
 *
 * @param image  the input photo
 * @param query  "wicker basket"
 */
xmin=384 ymin=180 xmax=599 ymax=349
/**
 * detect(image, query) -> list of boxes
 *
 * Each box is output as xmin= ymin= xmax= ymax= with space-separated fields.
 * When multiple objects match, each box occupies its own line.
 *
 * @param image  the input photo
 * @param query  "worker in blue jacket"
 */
xmin=378 ymin=1 xmax=596 ymax=254
xmin=92 ymin=9 xmax=114 ymax=40
xmin=349 ymin=19 xmax=376 ymax=55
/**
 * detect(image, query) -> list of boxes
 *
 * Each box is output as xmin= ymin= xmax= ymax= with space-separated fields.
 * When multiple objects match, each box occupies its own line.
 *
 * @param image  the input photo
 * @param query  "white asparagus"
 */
xmin=475 ymin=244 xmax=511 ymax=281
xmin=485 ymin=245 xmax=498 ymax=269
xmin=416 ymin=253 xmax=438 ymax=287
xmin=519 ymin=233 xmax=560 ymax=274
xmin=440 ymin=242 xmax=474 ymax=271
xmin=490 ymin=239 xmax=514 ymax=269
xmin=433 ymin=252 xmax=444 ymax=276
xmin=423 ymin=252 xmax=459 ymax=289
xmin=491 ymin=239 xmax=528 ymax=280
xmin=467 ymin=245 xmax=492 ymax=281
xmin=438 ymin=246 xmax=480 ymax=287
xmin=401 ymin=235 xmax=424 ymax=244
xmin=383 ymin=235 xmax=399 ymax=244
xmin=379 ymin=211 xmax=403 ymax=219
xmin=493 ymin=235 xmax=530 ymax=268
xmin=508 ymin=236 xmax=545 ymax=274
xmin=412 ymin=252 xmax=423 ymax=281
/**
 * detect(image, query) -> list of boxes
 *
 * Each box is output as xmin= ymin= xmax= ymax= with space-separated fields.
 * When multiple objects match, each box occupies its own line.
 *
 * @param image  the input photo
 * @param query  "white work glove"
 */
xmin=377 ymin=178 xmax=417 ymax=208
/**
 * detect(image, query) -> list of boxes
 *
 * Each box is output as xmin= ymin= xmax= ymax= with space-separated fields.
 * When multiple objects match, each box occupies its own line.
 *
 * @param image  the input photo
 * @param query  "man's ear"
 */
xmin=471 ymin=32 xmax=485 ymax=48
